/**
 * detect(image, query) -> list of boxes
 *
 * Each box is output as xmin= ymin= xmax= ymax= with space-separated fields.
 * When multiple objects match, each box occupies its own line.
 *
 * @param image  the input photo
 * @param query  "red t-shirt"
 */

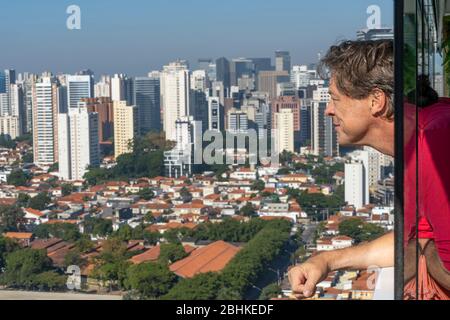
xmin=404 ymin=98 xmax=450 ymax=271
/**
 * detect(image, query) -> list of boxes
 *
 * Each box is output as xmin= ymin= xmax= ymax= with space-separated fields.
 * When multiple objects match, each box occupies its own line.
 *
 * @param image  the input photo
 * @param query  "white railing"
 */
xmin=373 ymin=267 xmax=395 ymax=300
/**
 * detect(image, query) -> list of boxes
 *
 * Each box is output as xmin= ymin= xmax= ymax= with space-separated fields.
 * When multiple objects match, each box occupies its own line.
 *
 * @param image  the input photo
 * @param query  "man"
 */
xmin=288 ymin=39 xmax=395 ymax=299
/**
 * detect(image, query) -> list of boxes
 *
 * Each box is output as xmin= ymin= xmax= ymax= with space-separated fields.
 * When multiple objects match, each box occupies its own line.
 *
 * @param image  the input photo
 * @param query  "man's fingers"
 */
xmin=288 ymin=266 xmax=306 ymax=292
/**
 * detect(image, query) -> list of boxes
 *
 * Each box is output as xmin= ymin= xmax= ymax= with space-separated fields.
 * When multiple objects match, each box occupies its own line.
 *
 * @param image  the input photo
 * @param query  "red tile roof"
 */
xmin=169 ymin=240 xmax=240 ymax=278
xmin=4 ymin=232 xmax=33 ymax=240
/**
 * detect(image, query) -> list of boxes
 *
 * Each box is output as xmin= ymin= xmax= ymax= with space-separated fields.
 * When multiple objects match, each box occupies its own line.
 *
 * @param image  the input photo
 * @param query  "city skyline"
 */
xmin=0 ymin=0 xmax=393 ymax=76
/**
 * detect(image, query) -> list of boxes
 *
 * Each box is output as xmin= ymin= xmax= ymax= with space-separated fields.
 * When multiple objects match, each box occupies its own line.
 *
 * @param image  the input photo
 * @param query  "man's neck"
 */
xmin=364 ymin=120 xmax=395 ymax=157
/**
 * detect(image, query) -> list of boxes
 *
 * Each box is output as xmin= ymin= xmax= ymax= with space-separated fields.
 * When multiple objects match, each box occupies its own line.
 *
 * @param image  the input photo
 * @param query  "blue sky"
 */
xmin=0 ymin=0 xmax=393 ymax=76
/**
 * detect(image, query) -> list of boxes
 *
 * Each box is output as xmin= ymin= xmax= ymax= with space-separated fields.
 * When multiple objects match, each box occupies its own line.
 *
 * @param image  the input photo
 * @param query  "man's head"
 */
xmin=319 ymin=40 xmax=394 ymax=147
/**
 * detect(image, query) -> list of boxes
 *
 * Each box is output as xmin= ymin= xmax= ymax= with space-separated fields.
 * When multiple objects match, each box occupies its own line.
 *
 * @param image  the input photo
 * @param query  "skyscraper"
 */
xmin=271 ymin=96 xmax=301 ymax=147
xmin=134 ymin=75 xmax=161 ymax=134
xmin=227 ymin=110 xmax=248 ymax=134
xmin=275 ymin=51 xmax=291 ymax=73
xmin=311 ymin=87 xmax=338 ymax=157
xmin=111 ymin=74 xmax=133 ymax=105
xmin=274 ymin=109 xmax=294 ymax=154
xmin=230 ymin=58 xmax=254 ymax=87
xmin=67 ymin=75 xmax=94 ymax=109
xmin=161 ymin=61 xmax=190 ymax=141
xmin=58 ymin=105 xmax=100 ymax=181
xmin=32 ymin=77 xmax=59 ymax=167
xmin=82 ymin=97 xmax=114 ymax=145
xmin=345 ymin=161 xmax=367 ymax=210
xmin=164 ymin=116 xmax=198 ymax=178
xmin=215 ymin=57 xmax=230 ymax=89
xmin=113 ymin=101 xmax=138 ymax=159
xmin=208 ymin=96 xmax=223 ymax=132
xmin=258 ymin=71 xmax=290 ymax=99
xmin=0 ymin=116 xmax=21 ymax=139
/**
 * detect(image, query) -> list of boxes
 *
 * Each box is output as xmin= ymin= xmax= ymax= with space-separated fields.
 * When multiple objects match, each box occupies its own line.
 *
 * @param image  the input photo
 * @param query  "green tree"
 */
xmin=83 ymin=217 xmax=113 ymax=237
xmin=338 ymin=218 xmax=364 ymax=242
xmin=158 ymin=243 xmax=188 ymax=264
xmin=22 ymin=153 xmax=33 ymax=164
xmin=125 ymin=262 xmax=177 ymax=299
xmin=33 ymin=271 xmax=67 ymax=291
xmin=17 ymin=193 xmax=31 ymax=207
xmin=0 ymin=248 xmax=53 ymax=289
xmin=240 ymin=203 xmax=257 ymax=217
xmin=91 ymin=238 xmax=131 ymax=290
xmin=113 ymin=224 xmax=133 ymax=242
xmin=63 ymin=250 xmax=86 ymax=268
xmin=28 ymin=193 xmax=52 ymax=210
xmin=7 ymin=169 xmax=29 ymax=187
xmin=61 ymin=184 xmax=74 ymax=196
xmin=0 ymin=205 xmax=25 ymax=232
xmin=259 ymin=283 xmax=282 ymax=300
xmin=34 ymin=223 xmax=81 ymax=242
xmin=0 ymin=236 xmax=20 ymax=269
xmin=138 ymin=188 xmax=154 ymax=200
xmin=251 ymin=180 xmax=265 ymax=192
xmin=0 ymin=134 xmax=16 ymax=149
xmin=163 ymin=273 xmax=221 ymax=300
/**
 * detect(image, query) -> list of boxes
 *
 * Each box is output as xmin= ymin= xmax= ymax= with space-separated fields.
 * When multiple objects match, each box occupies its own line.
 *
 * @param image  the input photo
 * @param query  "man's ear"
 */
xmin=370 ymin=89 xmax=388 ymax=118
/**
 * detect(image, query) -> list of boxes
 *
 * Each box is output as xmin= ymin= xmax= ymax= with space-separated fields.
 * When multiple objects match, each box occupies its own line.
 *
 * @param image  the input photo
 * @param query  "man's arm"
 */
xmin=288 ymin=232 xmax=394 ymax=298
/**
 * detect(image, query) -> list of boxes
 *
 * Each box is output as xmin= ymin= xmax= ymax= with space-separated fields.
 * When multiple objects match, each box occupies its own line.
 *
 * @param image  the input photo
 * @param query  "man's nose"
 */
xmin=325 ymin=101 xmax=335 ymax=117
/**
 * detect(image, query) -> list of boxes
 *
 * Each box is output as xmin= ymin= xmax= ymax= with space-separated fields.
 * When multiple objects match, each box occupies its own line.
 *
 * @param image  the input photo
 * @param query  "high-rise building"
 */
xmin=255 ymin=104 xmax=272 ymax=141
xmin=32 ymin=77 xmax=59 ymax=167
xmin=134 ymin=75 xmax=161 ymax=134
xmin=0 ymin=70 xmax=16 ymax=116
xmin=291 ymin=65 xmax=312 ymax=88
xmin=275 ymin=51 xmax=291 ymax=73
xmin=208 ymin=97 xmax=223 ymax=132
xmin=67 ymin=75 xmax=93 ymax=109
xmin=0 ymin=116 xmax=21 ymax=139
xmin=215 ymin=57 xmax=230 ymax=89
xmin=58 ymin=105 xmax=100 ymax=181
xmin=111 ymin=74 xmax=133 ymax=105
xmin=299 ymin=99 xmax=312 ymax=145
xmin=227 ymin=110 xmax=248 ymax=134
xmin=0 ymin=94 xmax=9 ymax=116
xmin=311 ymin=87 xmax=338 ymax=157
xmin=164 ymin=116 xmax=198 ymax=178
xmin=9 ymin=83 xmax=25 ymax=133
xmin=356 ymin=27 xmax=394 ymax=41
xmin=271 ymin=96 xmax=301 ymax=148
xmin=94 ymin=76 xmax=111 ymax=98
xmin=82 ymin=97 xmax=114 ymax=145
xmin=161 ymin=61 xmax=190 ymax=141
xmin=258 ymin=71 xmax=290 ymax=99
xmin=274 ymin=109 xmax=294 ymax=154
xmin=22 ymin=76 xmax=37 ymax=134
xmin=345 ymin=161 xmax=367 ymax=210
xmin=113 ymin=101 xmax=138 ymax=159
xmin=191 ymin=70 xmax=208 ymax=92
xmin=230 ymin=58 xmax=254 ymax=87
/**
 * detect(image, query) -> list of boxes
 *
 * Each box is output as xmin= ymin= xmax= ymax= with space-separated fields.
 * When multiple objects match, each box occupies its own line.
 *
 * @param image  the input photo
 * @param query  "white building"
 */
xmin=161 ymin=61 xmax=190 ymax=141
xmin=190 ymin=70 xmax=208 ymax=92
xmin=208 ymin=97 xmax=221 ymax=131
xmin=0 ymin=116 xmax=21 ymax=139
xmin=32 ymin=77 xmax=59 ymax=167
xmin=345 ymin=161 xmax=367 ymax=210
xmin=58 ymin=105 xmax=100 ymax=181
xmin=94 ymin=76 xmax=111 ymax=98
xmin=274 ymin=109 xmax=294 ymax=154
xmin=164 ymin=116 xmax=198 ymax=178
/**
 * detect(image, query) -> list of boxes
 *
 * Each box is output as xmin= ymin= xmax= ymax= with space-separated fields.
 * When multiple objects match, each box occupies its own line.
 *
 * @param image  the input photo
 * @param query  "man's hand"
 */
xmin=288 ymin=254 xmax=330 ymax=299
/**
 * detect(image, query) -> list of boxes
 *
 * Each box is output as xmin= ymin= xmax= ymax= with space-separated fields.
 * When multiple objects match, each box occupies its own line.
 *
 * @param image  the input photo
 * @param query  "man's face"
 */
xmin=325 ymin=77 xmax=373 ymax=147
